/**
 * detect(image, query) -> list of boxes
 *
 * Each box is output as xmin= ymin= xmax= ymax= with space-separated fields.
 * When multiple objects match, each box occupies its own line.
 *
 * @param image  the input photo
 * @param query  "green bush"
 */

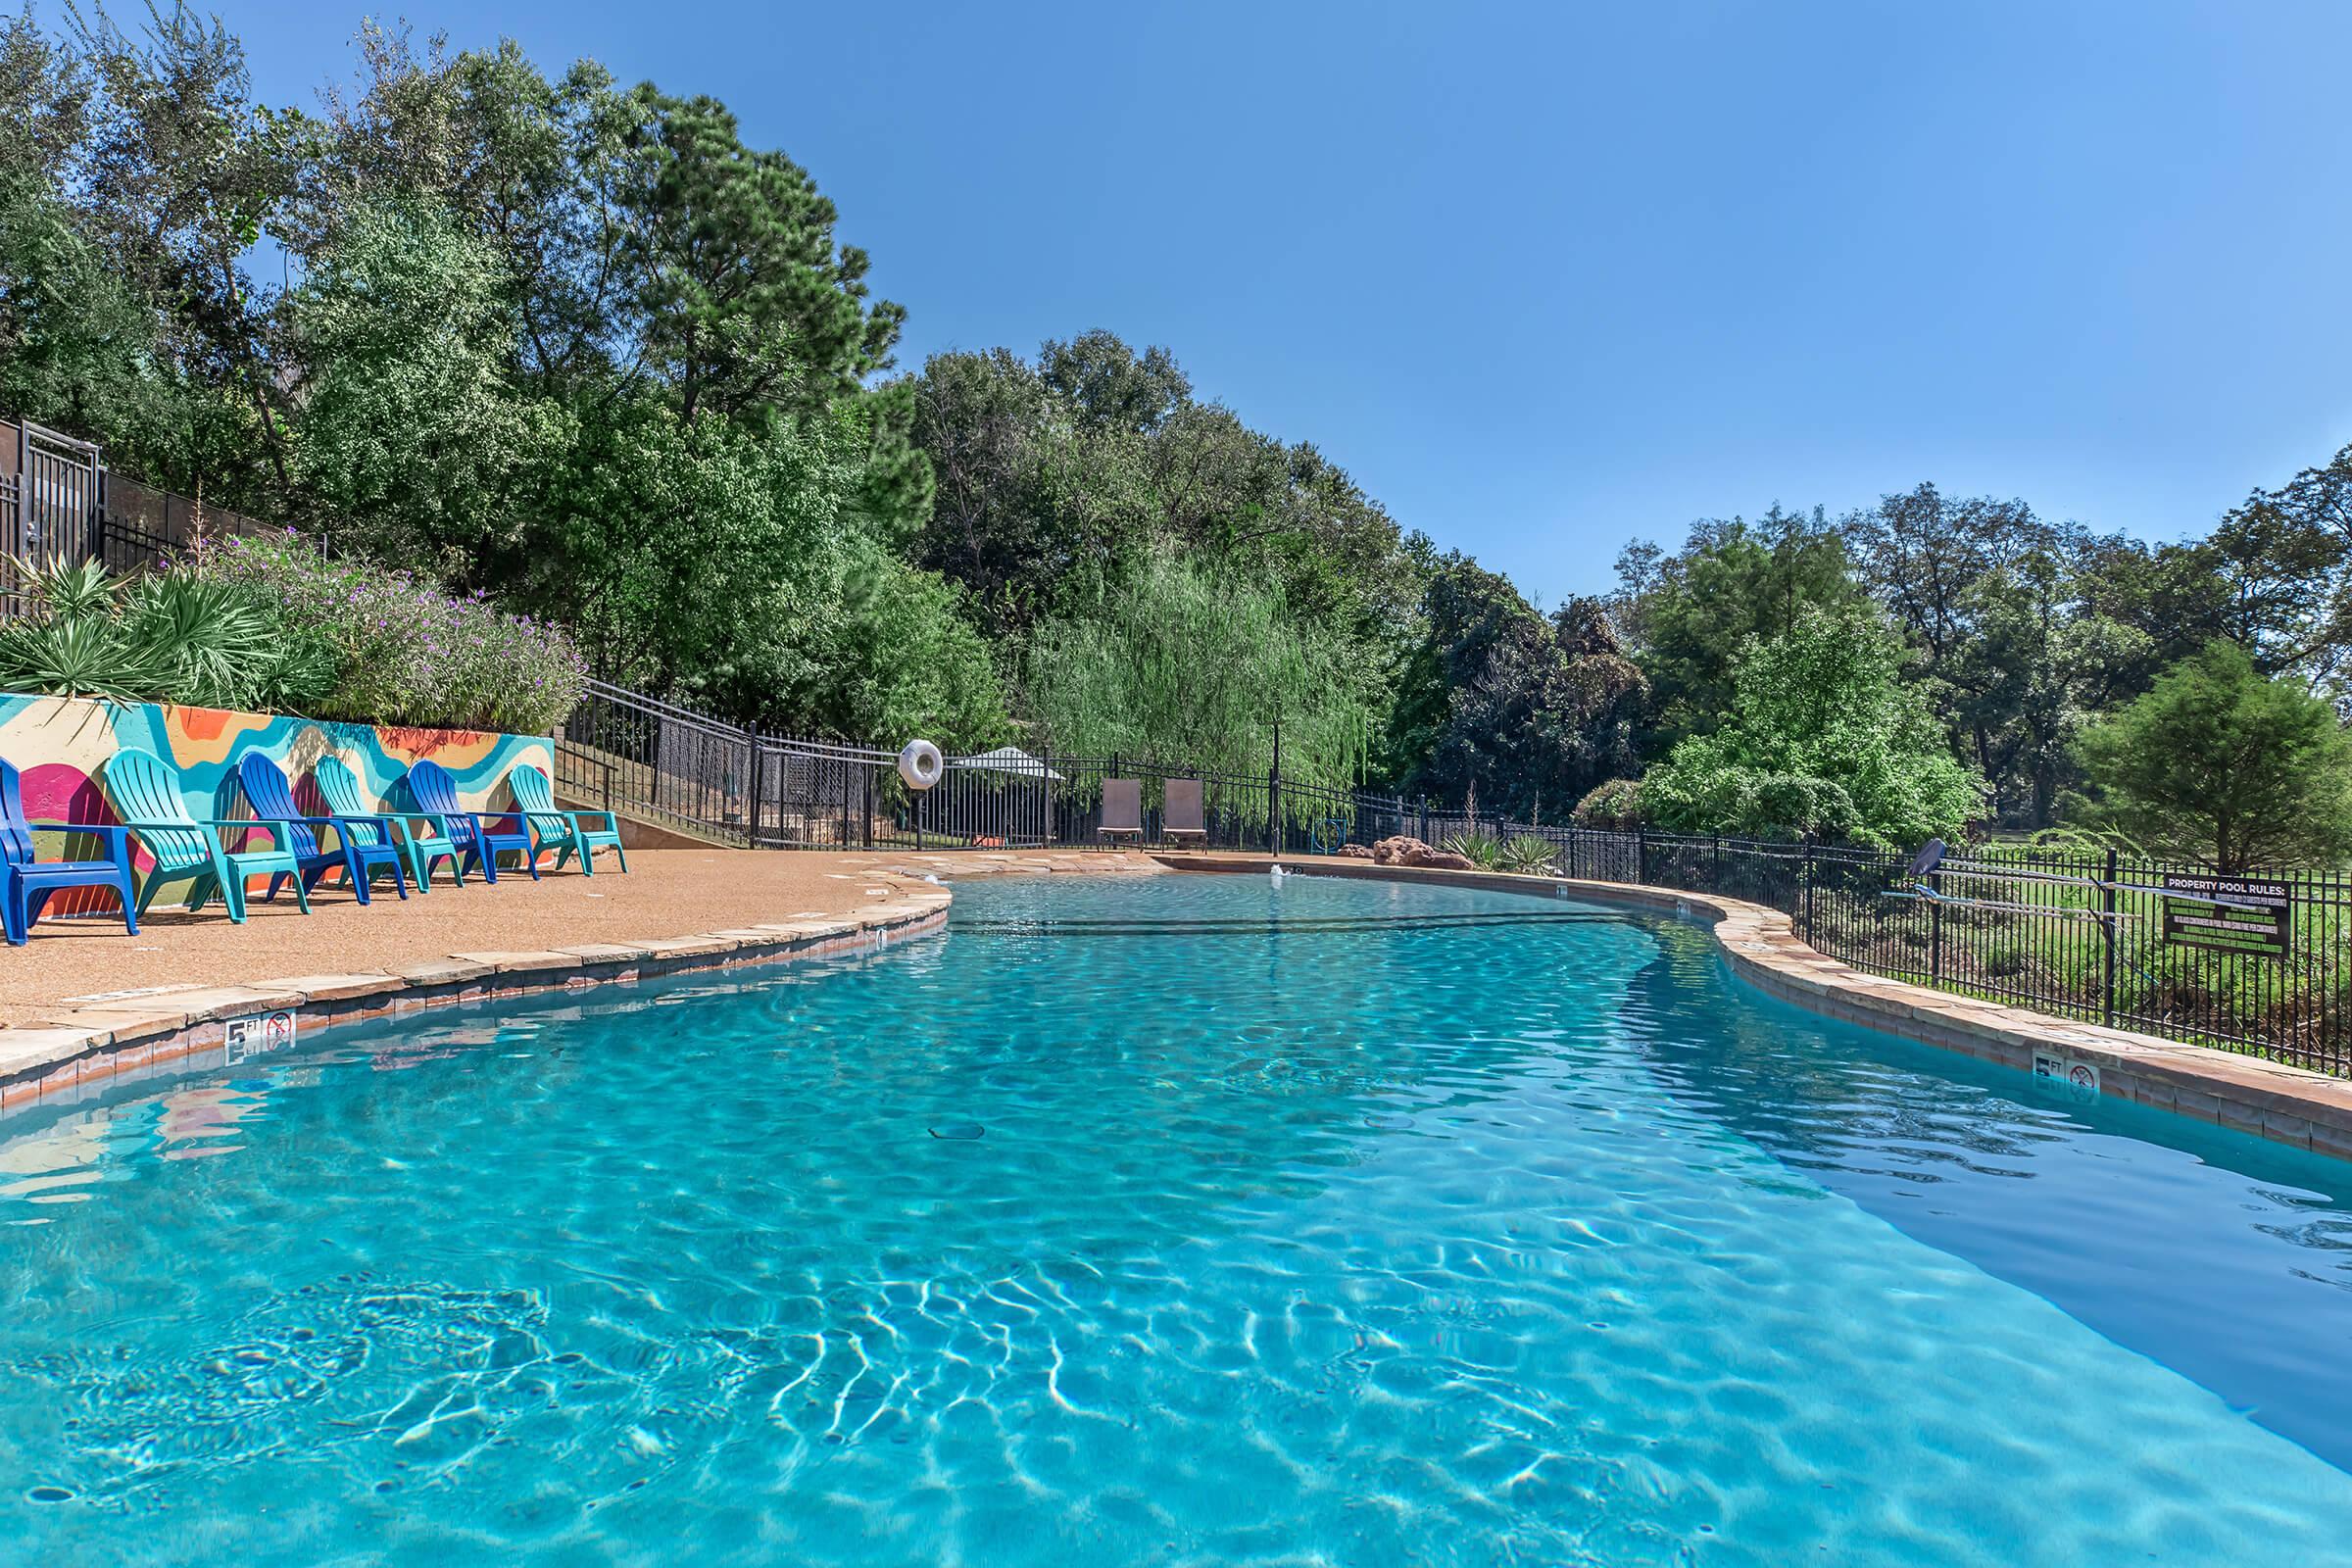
xmin=0 ymin=556 xmax=338 ymax=711
xmin=1499 ymin=833 xmax=1561 ymax=875
xmin=1638 ymin=604 xmax=1984 ymax=850
xmin=1573 ymin=777 xmax=1644 ymax=831
xmin=187 ymin=532 xmax=587 ymax=734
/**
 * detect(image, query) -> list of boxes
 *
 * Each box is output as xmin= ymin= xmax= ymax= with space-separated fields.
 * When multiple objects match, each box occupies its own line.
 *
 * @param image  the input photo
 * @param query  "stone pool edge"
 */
xmin=0 ymin=880 xmax=956 ymax=1118
xmin=1160 ymin=853 xmax=2352 ymax=1163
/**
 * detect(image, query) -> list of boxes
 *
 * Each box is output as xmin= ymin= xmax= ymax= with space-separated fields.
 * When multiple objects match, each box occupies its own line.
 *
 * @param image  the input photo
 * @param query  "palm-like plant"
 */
xmin=0 ymin=556 xmax=341 ymax=711
xmin=0 ymin=612 xmax=166 ymax=701
xmin=1443 ymin=829 xmax=1505 ymax=869
xmin=29 ymin=557 xmax=119 ymax=619
xmin=1499 ymin=834 xmax=1562 ymax=876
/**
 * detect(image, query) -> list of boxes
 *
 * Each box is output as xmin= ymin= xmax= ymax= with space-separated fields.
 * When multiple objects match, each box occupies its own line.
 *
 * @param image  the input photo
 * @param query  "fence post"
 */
xmin=1928 ymin=861 xmax=1944 ymax=987
xmin=2101 ymin=845 xmax=2119 ymax=1028
xmin=744 ymin=725 xmax=762 ymax=848
xmin=1802 ymin=841 xmax=1816 ymax=943
xmin=1635 ymin=828 xmax=1649 ymax=887
xmin=1268 ymin=713 xmax=1282 ymax=856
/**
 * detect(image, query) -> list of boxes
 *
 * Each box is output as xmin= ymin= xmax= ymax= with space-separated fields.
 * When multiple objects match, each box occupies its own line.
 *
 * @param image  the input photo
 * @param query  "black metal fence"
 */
xmin=0 ymin=416 xmax=278 ymax=607
xmin=1518 ymin=829 xmax=2350 ymax=1078
xmin=555 ymin=683 xmax=2351 ymax=1074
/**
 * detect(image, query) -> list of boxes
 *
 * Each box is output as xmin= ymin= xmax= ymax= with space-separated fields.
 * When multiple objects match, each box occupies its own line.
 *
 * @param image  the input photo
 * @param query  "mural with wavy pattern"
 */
xmin=0 ymin=694 xmax=553 ymax=906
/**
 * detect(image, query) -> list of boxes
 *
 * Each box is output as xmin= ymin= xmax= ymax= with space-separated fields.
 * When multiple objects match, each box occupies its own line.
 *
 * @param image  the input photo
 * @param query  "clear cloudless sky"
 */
xmin=197 ymin=0 xmax=2352 ymax=603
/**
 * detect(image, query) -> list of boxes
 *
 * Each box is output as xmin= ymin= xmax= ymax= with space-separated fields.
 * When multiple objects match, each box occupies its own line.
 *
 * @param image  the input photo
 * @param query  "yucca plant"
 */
xmin=121 ymin=574 xmax=273 ymax=708
xmin=0 ymin=611 xmax=166 ymax=701
xmin=1443 ymin=830 xmax=1505 ymax=869
xmin=1499 ymin=833 xmax=1562 ymax=876
xmin=0 ymin=556 xmax=343 ymax=712
xmin=28 ymin=557 xmax=119 ymax=619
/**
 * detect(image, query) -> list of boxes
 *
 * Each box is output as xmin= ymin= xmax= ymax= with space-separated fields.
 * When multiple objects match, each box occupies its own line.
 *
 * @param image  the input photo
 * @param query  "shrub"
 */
xmin=1637 ymin=604 xmax=1984 ymax=851
xmin=1441 ymin=829 xmax=1503 ymax=869
xmin=1499 ymin=833 xmax=1561 ymax=875
xmin=2073 ymin=639 xmax=2352 ymax=871
xmin=1573 ymin=777 xmax=1643 ymax=831
xmin=186 ymin=531 xmax=586 ymax=733
xmin=0 ymin=556 xmax=337 ymax=711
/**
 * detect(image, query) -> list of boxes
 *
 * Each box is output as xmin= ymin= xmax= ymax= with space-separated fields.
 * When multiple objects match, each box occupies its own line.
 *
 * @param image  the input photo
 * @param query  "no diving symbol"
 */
xmin=224 ymin=1009 xmax=299 ymax=1067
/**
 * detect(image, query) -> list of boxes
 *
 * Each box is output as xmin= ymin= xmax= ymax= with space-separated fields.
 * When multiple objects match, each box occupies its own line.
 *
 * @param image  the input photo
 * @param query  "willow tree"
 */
xmin=1023 ymin=552 xmax=1373 ymax=794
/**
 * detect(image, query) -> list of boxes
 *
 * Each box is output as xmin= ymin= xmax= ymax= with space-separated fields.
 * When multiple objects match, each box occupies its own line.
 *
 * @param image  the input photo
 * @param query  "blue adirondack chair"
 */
xmin=0 ymin=760 xmax=139 ymax=945
xmin=404 ymin=760 xmax=536 ymax=882
xmin=233 ymin=753 xmax=409 ymax=906
xmin=508 ymin=765 xmax=628 ymax=875
xmin=100 ymin=748 xmax=311 ymax=923
xmin=315 ymin=755 xmax=464 ymax=893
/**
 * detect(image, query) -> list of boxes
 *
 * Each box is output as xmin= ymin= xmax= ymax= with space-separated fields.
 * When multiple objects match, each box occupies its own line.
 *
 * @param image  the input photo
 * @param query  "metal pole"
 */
xmin=1929 ymin=863 xmax=1944 ymax=987
xmin=1802 ymin=841 xmax=1816 ymax=943
xmin=744 ymin=725 xmax=762 ymax=848
xmin=2101 ymin=846 xmax=2120 ymax=1027
xmin=1268 ymin=710 xmax=1282 ymax=856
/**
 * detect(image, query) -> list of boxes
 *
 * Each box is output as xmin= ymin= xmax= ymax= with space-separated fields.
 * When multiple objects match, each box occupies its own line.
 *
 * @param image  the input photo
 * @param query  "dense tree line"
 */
xmin=2 ymin=8 xmax=2347 ymax=862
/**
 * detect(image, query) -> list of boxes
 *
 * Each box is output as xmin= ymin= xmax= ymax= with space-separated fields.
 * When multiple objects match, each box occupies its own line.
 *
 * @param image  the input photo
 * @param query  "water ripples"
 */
xmin=0 ymin=873 xmax=2345 ymax=1564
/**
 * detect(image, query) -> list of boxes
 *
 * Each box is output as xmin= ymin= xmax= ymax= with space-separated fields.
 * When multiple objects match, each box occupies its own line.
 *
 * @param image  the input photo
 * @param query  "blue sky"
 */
xmin=213 ymin=0 xmax=2352 ymax=604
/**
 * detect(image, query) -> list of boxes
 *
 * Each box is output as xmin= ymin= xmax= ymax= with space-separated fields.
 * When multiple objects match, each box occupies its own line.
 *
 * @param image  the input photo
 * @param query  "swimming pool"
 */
xmin=2 ymin=871 xmax=2350 ymax=1564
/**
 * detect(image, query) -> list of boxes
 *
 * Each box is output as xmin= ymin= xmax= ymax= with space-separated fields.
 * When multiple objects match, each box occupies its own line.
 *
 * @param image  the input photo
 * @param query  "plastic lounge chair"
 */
xmin=1163 ymin=779 xmax=1207 ymax=847
xmin=0 ymin=760 xmax=138 ymax=945
xmin=315 ymin=755 xmax=464 ymax=893
xmin=508 ymin=765 xmax=628 ymax=876
xmin=405 ymin=759 xmax=536 ymax=882
xmin=234 ymin=753 xmax=409 ymax=906
xmin=100 ymin=747 xmax=311 ymax=923
xmin=1101 ymin=778 xmax=1144 ymax=843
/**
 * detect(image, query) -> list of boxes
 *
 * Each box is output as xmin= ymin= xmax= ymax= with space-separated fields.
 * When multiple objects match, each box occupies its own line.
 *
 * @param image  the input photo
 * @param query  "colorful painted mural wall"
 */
xmin=0 ymin=692 xmax=552 ymax=854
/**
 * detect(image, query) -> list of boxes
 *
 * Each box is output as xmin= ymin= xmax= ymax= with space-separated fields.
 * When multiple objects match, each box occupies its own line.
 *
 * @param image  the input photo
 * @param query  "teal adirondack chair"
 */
xmin=509 ymin=765 xmax=628 ymax=875
xmin=100 ymin=748 xmax=312 ymax=923
xmin=314 ymin=755 xmax=466 ymax=892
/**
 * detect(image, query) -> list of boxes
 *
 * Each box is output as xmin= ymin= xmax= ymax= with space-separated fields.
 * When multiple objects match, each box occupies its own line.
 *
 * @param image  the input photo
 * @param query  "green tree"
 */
xmin=63 ymin=3 xmax=310 ymax=508
xmin=1024 ymin=551 xmax=1373 ymax=789
xmin=1638 ymin=603 xmax=1985 ymax=849
xmin=2200 ymin=448 xmax=2352 ymax=700
xmin=1383 ymin=555 xmax=1643 ymax=817
xmin=1612 ymin=506 xmax=1863 ymax=749
xmin=285 ymin=200 xmax=564 ymax=581
xmin=794 ymin=533 xmax=1008 ymax=749
xmin=616 ymin=87 xmax=902 ymax=424
xmin=2072 ymin=640 xmax=2352 ymax=871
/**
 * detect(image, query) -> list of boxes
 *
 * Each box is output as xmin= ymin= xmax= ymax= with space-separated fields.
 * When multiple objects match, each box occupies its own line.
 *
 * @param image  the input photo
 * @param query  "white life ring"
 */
xmin=897 ymin=739 xmax=944 ymax=791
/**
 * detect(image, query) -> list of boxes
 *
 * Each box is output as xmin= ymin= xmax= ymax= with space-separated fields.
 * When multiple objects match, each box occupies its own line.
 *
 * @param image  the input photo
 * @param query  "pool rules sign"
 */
xmin=2160 ymin=874 xmax=2291 ymax=959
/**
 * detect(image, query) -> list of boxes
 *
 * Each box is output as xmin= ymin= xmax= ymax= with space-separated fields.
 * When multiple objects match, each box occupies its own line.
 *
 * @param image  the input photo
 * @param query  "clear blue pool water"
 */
xmin=2 ymin=871 xmax=2350 ymax=1565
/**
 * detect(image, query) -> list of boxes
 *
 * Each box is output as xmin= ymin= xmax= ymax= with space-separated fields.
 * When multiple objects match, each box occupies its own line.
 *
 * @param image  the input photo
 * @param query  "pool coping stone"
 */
xmin=0 ymin=849 xmax=1161 ymax=1118
xmin=0 ymin=877 xmax=961 ymax=1116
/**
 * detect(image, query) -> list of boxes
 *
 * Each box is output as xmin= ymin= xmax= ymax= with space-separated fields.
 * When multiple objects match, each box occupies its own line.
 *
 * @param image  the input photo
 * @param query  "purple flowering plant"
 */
xmin=183 ymin=532 xmax=586 ymax=733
